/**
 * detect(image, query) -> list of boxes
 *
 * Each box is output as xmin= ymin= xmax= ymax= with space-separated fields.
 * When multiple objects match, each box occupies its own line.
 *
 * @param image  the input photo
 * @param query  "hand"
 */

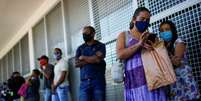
xmin=51 ymin=84 xmax=57 ymax=93
xmin=139 ymin=31 xmax=149 ymax=44
xmin=39 ymin=66 xmax=44 ymax=71
xmin=25 ymin=79 xmax=31 ymax=85
xmin=171 ymin=56 xmax=182 ymax=67
xmin=79 ymin=56 xmax=85 ymax=61
xmin=96 ymin=51 xmax=103 ymax=57
xmin=143 ymin=43 xmax=154 ymax=51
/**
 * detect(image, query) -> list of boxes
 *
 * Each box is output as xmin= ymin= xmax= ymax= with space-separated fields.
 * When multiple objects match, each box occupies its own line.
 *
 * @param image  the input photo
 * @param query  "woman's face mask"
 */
xmin=135 ymin=21 xmax=150 ymax=33
xmin=160 ymin=31 xmax=173 ymax=42
xmin=133 ymin=11 xmax=150 ymax=32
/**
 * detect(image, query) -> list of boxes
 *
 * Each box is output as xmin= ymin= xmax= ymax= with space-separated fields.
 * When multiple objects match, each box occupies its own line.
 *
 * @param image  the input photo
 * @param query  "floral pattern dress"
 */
xmin=169 ymin=38 xmax=200 ymax=101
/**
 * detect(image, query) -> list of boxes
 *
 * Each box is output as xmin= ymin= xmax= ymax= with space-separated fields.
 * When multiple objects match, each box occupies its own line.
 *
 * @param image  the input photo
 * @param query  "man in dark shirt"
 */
xmin=38 ymin=55 xmax=54 ymax=101
xmin=75 ymin=26 xmax=106 ymax=101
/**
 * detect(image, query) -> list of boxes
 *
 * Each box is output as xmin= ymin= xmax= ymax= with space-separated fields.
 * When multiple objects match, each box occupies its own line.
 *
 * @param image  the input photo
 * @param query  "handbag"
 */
xmin=111 ymin=31 xmax=129 ymax=83
xmin=141 ymin=41 xmax=176 ymax=90
xmin=17 ymin=83 xmax=29 ymax=97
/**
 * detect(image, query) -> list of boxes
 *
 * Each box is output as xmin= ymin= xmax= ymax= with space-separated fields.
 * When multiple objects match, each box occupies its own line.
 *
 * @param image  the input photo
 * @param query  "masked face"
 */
xmin=160 ymin=31 xmax=173 ymax=42
xmin=132 ymin=11 xmax=150 ymax=32
xmin=54 ymin=51 xmax=62 ymax=60
xmin=135 ymin=21 xmax=150 ymax=33
xmin=83 ymin=33 xmax=93 ymax=42
xmin=82 ymin=28 xmax=94 ymax=42
xmin=39 ymin=59 xmax=47 ymax=66
xmin=160 ymin=23 xmax=173 ymax=42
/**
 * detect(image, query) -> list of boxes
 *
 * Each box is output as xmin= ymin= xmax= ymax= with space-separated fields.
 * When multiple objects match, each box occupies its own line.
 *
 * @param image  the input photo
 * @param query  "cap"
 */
xmin=37 ymin=55 xmax=49 ymax=61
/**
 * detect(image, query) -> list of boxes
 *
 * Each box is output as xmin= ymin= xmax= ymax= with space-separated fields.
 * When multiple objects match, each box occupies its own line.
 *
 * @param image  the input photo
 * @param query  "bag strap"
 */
xmin=124 ymin=31 xmax=130 ymax=48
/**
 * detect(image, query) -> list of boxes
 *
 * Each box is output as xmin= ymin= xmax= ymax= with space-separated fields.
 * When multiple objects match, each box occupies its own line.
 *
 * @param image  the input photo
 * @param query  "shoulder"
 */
xmin=59 ymin=58 xmax=68 ymax=65
xmin=95 ymin=40 xmax=105 ymax=46
xmin=76 ymin=44 xmax=86 ymax=52
xmin=48 ymin=64 xmax=54 ymax=68
xmin=175 ymin=38 xmax=185 ymax=44
xmin=79 ymin=43 xmax=86 ymax=49
xmin=117 ymin=31 xmax=127 ymax=39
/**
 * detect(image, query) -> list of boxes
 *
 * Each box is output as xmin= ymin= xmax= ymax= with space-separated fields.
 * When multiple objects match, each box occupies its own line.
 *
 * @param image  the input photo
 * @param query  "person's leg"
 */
xmin=79 ymin=88 xmax=92 ymax=101
xmin=93 ymin=89 xmax=105 ymax=101
xmin=25 ymin=97 xmax=38 ymax=101
xmin=79 ymin=81 xmax=92 ymax=101
xmin=52 ymin=90 xmax=59 ymax=101
xmin=57 ymin=86 xmax=68 ymax=101
xmin=44 ymin=88 xmax=52 ymax=101
xmin=20 ymin=96 xmax=24 ymax=101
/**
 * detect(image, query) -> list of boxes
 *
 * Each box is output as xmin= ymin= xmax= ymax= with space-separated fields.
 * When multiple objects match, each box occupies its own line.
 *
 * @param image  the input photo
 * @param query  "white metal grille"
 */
xmin=91 ymin=0 xmax=133 ymax=40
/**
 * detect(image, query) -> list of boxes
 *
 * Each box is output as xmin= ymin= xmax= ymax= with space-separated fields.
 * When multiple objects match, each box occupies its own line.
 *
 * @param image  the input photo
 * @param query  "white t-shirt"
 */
xmin=54 ymin=58 xmax=69 ymax=87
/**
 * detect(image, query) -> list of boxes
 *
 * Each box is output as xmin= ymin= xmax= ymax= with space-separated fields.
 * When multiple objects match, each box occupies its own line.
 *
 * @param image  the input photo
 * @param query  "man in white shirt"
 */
xmin=51 ymin=48 xmax=69 ymax=101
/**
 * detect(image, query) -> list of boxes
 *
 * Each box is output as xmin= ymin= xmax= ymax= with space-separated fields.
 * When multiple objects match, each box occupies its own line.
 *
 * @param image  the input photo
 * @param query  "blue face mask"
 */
xmin=135 ymin=21 xmax=150 ymax=33
xmin=160 ymin=31 xmax=173 ymax=42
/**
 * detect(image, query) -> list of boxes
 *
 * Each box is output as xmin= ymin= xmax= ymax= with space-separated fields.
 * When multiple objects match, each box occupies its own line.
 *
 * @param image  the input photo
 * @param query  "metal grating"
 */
xmin=137 ymin=0 xmax=145 ymax=7
xmin=91 ymin=0 xmax=132 ymax=40
xmin=105 ymin=40 xmax=117 ymax=66
xmin=105 ymin=40 xmax=124 ymax=101
xmin=151 ymin=2 xmax=201 ymax=92
xmin=137 ymin=0 xmax=187 ymax=15
xmin=91 ymin=0 xmax=133 ymax=100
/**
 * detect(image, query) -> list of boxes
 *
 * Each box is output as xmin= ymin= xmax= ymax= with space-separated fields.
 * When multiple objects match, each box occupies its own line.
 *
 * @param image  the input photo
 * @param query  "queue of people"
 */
xmin=0 ymin=6 xmax=200 ymax=101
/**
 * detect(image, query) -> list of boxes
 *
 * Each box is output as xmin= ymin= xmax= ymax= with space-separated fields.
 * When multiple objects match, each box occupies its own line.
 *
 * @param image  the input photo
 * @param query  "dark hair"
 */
xmin=32 ymin=69 xmax=41 ymax=76
xmin=83 ymin=26 xmax=96 ymax=33
xmin=159 ymin=20 xmax=178 ymax=54
xmin=54 ymin=48 xmax=62 ymax=55
xmin=37 ymin=55 xmax=49 ymax=62
xmin=11 ymin=71 xmax=20 ymax=78
xmin=12 ymin=71 xmax=20 ymax=76
xmin=130 ymin=7 xmax=151 ymax=29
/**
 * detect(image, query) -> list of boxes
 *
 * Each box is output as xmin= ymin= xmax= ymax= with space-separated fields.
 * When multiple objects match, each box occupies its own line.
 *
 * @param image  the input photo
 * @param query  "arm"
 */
xmin=79 ymin=45 xmax=105 ymax=64
xmin=55 ymin=71 xmax=67 ymax=87
xmin=52 ymin=71 xmax=67 ymax=93
xmin=117 ymin=32 xmax=147 ymax=60
xmin=53 ymin=60 xmax=68 ymax=88
xmin=26 ymin=76 xmax=33 ymax=86
xmin=79 ymin=55 xmax=101 ymax=64
xmin=41 ymin=66 xmax=53 ymax=80
xmin=75 ymin=59 xmax=87 ymax=67
xmin=75 ymin=46 xmax=87 ymax=68
xmin=172 ymin=42 xmax=186 ymax=67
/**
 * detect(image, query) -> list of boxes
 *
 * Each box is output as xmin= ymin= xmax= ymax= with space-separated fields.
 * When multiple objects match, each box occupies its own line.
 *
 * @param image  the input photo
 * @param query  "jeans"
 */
xmin=44 ymin=88 xmax=52 ymax=101
xmin=52 ymin=86 xmax=68 ymax=101
xmin=79 ymin=79 xmax=105 ymax=101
